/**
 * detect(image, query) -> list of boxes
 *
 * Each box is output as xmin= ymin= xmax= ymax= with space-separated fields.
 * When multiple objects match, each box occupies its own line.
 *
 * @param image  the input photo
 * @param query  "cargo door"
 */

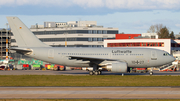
xmin=48 ymin=49 xmax=54 ymax=59
xmin=151 ymin=50 xmax=157 ymax=65
xmin=151 ymin=51 xmax=157 ymax=60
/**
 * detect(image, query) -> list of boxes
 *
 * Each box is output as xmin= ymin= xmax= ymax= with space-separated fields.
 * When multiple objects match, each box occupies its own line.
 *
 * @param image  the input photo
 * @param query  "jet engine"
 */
xmin=106 ymin=62 xmax=128 ymax=73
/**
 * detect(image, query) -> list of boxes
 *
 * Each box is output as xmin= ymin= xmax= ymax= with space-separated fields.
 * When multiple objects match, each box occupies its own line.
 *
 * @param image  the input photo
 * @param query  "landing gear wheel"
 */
xmin=98 ymin=71 xmax=102 ymax=75
xmin=89 ymin=71 xmax=94 ymax=75
xmin=94 ymin=71 xmax=99 ymax=75
xmin=149 ymin=72 xmax=153 ymax=75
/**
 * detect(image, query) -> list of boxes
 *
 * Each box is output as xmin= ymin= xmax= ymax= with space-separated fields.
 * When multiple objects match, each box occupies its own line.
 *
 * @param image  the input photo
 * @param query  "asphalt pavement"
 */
xmin=0 ymin=87 xmax=180 ymax=99
xmin=0 ymin=69 xmax=180 ymax=75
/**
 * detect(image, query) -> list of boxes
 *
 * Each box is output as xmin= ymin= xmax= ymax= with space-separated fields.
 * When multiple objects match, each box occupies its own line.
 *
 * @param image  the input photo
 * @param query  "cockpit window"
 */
xmin=163 ymin=53 xmax=170 ymax=56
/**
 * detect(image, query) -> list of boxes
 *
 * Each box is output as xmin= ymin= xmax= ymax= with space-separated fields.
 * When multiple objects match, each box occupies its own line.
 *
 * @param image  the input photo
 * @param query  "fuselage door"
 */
xmin=109 ymin=52 xmax=112 ymax=59
xmin=151 ymin=51 xmax=157 ymax=60
xmin=48 ymin=49 xmax=54 ymax=59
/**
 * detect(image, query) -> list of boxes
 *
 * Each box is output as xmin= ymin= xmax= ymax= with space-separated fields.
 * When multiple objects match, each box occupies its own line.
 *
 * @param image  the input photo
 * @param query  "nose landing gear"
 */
xmin=149 ymin=67 xmax=154 ymax=75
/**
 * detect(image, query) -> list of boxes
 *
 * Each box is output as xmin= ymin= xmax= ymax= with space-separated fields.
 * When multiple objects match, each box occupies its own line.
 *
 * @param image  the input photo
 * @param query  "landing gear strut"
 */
xmin=89 ymin=64 xmax=102 ymax=75
xmin=149 ymin=67 xmax=154 ymax=75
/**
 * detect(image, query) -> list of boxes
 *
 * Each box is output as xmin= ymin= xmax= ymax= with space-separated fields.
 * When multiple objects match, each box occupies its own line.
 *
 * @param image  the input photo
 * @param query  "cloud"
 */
xmin=72 ymin=0 xmax=104 ymax=8
xmin=175 ymin=24 xmax=180 ymax=27
xmin=1 ymin=0 xmax=180 ymax=10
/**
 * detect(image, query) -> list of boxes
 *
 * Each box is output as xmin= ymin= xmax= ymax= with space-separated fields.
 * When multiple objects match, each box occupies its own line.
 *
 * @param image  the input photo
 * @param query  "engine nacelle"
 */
xmin=106 ymin=62 xmax=128 ymax=73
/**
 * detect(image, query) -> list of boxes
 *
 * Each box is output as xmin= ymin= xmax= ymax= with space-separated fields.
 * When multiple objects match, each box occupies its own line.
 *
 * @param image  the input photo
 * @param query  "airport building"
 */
xmin=11 ymin=21 xmax=118 ymax=47
xmin=0 ymin=29 xmax=11 ymax=60
xmin=104 ymin=34 xmax=180 ymax=55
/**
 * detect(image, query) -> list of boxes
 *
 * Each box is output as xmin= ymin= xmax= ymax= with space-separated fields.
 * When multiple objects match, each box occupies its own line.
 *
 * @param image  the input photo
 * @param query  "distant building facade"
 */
xmin=11 ymin=20 xmax=119 ymax=47
xmin=0 ymin=29 xmax=11 ymax=59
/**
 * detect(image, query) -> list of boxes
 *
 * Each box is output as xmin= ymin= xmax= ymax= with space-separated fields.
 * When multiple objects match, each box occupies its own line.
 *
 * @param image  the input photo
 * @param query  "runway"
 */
xmin=0 ymin=87 xmax=180 ymax=99
xmin=0 ymin=70 xmax=180 ymax=75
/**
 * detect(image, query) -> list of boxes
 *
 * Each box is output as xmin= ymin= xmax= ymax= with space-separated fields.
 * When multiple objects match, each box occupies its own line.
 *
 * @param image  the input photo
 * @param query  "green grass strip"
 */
xmin=0 ymin=75 xmax=180 ymax=86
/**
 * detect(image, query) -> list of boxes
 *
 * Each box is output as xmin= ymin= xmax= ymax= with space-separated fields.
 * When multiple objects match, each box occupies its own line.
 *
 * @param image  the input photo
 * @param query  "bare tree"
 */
xmin=147 ymin=24 xmax=163 ymax=34
xmin=147 ymin=24 xmax=174 ymax=39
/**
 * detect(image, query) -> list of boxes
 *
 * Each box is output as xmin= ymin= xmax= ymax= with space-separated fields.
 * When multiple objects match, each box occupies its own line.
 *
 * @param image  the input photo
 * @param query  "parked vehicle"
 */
xmin=130 ymin=68 xmax=148 ymax=73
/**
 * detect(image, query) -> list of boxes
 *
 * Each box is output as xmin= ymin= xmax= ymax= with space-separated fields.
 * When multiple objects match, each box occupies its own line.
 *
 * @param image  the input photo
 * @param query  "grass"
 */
xmin=0 ymin=75 xmax=180 ymax=86
xmin=0 ymin=99 xmax=180 ymax=101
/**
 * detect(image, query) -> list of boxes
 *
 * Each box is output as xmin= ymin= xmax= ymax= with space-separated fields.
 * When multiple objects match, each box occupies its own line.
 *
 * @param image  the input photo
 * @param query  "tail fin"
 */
xmin=6 ymin=17 xmax=50 ymax=47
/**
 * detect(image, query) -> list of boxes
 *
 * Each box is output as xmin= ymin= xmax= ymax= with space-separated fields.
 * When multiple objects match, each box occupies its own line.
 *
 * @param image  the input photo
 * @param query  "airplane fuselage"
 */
xmin=26 ymin=47 xmax=174 ymax=68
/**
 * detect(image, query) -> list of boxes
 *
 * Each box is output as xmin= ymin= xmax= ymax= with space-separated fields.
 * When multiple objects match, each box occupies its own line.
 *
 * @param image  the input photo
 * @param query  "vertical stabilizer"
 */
xmin=7 ymin=17 xmax=50 ymax=47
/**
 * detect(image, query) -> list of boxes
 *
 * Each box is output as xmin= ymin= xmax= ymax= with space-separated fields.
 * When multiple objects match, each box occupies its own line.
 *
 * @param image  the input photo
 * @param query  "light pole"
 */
xmin=64 ymin=32 xmax=68 ymax=47
xmin=6 ymin=23 xmax=8 ymax=60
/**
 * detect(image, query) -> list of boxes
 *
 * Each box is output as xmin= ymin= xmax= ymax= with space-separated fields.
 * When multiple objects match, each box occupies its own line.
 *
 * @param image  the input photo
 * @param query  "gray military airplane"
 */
xmin=7 ymin=17 xmax=175 ymax=75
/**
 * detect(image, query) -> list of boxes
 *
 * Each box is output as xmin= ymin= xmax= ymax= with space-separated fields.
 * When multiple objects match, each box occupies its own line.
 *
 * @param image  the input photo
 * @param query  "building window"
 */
xmin=97 ymin=30 xmax=102 ymax=34
xmin=98 ymin=38 xmax=102 ymax=41
xmin=151 ymin=36 xmax=156 ymax=39
xmin=88 ymin=30 xmax=92 ymax=34
xmin=103 ymin=30 xmax=107 ymax=34
xmin=107 ymin=42 xmax=165 ymax=47
xmin=92 ymin=38 xmax=97 ymax=41
xmin=88 ymin=38 xmax=92 ymax=41
xmin=92 ymin=30 xmax=97 ymax=34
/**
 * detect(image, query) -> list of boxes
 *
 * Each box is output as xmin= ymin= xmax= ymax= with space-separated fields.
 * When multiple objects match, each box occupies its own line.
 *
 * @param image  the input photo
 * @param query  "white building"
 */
xmin=141 ymin=33 xmax=158 ymax=39
xmin=104 ymin=39 xmax=180 ymax=54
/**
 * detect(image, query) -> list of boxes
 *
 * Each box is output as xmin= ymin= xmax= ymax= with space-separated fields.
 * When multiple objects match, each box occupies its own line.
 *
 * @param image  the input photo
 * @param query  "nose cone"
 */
xmin=172 ymin=56 xmax=176 ymax=62
xmin=168 ymin=56 xmax=176 ymax=63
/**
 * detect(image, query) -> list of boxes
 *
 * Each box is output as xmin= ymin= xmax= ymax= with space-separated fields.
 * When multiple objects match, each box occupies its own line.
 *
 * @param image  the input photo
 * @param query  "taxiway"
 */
xmin=0 ymin=87 xmax=180 ymax=99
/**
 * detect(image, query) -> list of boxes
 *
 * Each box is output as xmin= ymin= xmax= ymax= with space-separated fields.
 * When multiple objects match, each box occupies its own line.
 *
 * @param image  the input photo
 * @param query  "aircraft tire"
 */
xmin=94 ymin=71 xmax=99 ymax=75
xmin=98 ymin=71 xmax=102 ymax=75
xmin=89 ymin=71 xmax=94 ymax=75
xmin=149 ymin=72 xmax=153 ymax=75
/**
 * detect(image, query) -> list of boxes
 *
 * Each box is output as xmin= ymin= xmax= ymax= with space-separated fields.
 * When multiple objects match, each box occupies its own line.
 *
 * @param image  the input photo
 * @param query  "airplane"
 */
xmin=6 ymin=17 xmax=175 ymax=75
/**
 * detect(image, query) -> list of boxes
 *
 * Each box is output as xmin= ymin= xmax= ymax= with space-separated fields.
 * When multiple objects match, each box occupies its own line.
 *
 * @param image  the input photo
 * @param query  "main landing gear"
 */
xmin=89 ymin=70 xmax=102 ymax=75
xmin=89 ymin=64 xmax=102 ymax=75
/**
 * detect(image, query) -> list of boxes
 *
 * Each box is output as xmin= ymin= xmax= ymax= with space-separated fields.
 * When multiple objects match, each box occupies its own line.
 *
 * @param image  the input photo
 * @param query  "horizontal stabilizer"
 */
xmin=9 ymin=48 xmax=32 ymax=55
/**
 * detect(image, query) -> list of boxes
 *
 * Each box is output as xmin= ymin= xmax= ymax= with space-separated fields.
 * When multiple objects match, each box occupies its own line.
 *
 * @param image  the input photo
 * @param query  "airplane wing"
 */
xmin=69 ymin=56 xmax=117 ymax=61
xmin=69 ymin=56 xmax=125 ymax=66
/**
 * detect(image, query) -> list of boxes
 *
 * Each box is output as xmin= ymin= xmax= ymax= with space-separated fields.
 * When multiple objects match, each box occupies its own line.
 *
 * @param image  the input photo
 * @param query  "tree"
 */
xmin=169 ymin=31 xmax=175 ymax=40
xmin=147 ymin=24 xmax=163 ymax=34
xmin=147 ymin=24 xmax=175 ymax=39
xmin=158 ymin=27 xmax=169 ymax=39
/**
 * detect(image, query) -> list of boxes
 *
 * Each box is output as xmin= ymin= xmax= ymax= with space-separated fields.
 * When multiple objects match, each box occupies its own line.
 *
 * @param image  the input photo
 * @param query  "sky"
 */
xmin=0 ymin=0 xmax=180 ymax=34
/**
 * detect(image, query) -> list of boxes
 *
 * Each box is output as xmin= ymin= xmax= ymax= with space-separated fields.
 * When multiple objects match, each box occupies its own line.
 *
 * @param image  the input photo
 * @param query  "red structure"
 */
xmin=116 ymin=34 xmax=141 ymax=39
xmin=108 ymin=42 xmax=164 ymax=47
